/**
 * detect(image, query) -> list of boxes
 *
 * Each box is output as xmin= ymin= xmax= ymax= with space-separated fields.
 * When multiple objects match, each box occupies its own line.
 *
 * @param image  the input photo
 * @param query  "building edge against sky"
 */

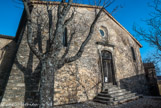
xmin=0 ymin=0 xmax=160 ymax=75
xmin=0 ymin=1 xmax=155 ymax=106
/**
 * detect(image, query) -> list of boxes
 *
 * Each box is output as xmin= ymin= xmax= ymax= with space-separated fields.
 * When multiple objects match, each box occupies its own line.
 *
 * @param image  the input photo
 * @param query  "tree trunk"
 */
xmin=39 ymin=58 xmax=55 ymax=108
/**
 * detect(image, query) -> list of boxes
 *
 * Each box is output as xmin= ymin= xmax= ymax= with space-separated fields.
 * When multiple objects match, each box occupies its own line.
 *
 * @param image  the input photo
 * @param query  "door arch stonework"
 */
xmin=96 ymin=44 xmax=119 ymax=90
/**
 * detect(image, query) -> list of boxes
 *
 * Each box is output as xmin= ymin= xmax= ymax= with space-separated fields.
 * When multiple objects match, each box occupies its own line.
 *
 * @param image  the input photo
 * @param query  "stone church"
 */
xmin=0 ymin=0 xmax=149 ymax=107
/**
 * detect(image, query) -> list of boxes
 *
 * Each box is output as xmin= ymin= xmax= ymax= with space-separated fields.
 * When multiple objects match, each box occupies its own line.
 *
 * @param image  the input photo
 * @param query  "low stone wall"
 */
xmin=119 ymin=74 xmax=150 ymax=95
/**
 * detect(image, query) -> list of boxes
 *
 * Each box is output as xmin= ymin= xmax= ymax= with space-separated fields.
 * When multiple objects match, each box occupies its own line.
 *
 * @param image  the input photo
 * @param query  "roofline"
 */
xmin=102 ymin=9 xmax=142 ymax=47
xmin=0 ymin=34 xmax=14 ymax=40
xmin=30 ymin=1 xmax=102 ymax=9
xmin=23 ymin=1 xmax=142 ymax=47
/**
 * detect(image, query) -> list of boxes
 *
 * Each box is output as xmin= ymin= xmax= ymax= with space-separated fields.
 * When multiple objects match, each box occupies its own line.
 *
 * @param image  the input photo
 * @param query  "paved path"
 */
xmin=55 ymin=96 xmax=161 ymax=108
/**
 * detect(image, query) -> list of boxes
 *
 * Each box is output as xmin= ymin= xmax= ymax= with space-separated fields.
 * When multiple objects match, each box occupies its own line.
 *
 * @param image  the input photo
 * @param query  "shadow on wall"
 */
xmin=14 ymin=25 xmax=43 ymax=108
xmin=0 ymin=22 xmax=102 ymax=107
xmin=0 ymin=23 xmax=42 ymax=107
xmin=119 ymin=74 xmax=160 ymax=96
xmin=56 ymin=61 xmax=101 ymax=105
xmin=14 ymin=52 xmax=41 ymax=108
xmin=0 ymin=41 xmax=17 ymax=103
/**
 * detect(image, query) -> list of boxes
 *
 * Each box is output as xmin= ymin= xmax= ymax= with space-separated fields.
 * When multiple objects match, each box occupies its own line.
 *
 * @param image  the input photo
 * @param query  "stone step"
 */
xmin=105 ymin=95 xmax=139 ymax=105
xmin=113 ymin=95 xmax=140 ymax=104
xmin=110 ymin=91 xmax=131 ymax=97
xmin=104 ymin=83 xmax=116 ymax=88
xmin=104 ymin=87 xmax=120 ymax=93
xmin=109 ymin=89 xmax=127 ymax=94
xmin=94 ymin=96 xmax=113 ymax=101
xmin=93 ymin=98 xmax=109 ymax=104
xmin=94 ymin=95 xmax=140 ymax=105
xmin=94 ymin=98 xmax=116 ymax=105
xmin=100 ymin=91 xmax=132 ymax=98
xmin=101 ymin=88 xmax=126 ymax=94
xmin=114 ymin=93 xmax=136 ymax=100
xmin=99 ymin=90 xmax=135 ymax=99
xmin=93 ymin=84 xmax=141 ymax=105
xmin=98 ymin=93 xmax=111 ymax=97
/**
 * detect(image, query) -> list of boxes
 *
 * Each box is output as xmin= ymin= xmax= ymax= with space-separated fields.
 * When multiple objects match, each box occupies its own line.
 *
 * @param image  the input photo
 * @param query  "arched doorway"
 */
xmin=101 ymin=50 xmax=115 ymax=84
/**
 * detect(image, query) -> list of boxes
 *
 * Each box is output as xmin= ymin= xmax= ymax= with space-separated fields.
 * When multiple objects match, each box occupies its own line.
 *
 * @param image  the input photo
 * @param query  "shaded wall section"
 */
xmin=144 ymin=63 xmax=159 ymax=96
xmin=0 ymin=37 xmax=17 ymax=103
xmin=119 ymin=74 xmax=149 ymax=95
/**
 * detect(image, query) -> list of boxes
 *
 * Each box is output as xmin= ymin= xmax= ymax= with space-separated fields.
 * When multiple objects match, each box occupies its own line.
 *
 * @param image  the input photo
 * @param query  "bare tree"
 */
xmin=133 ymin=0 xmax=161 ymax=58
xmin=14 ymin=0 xmax=116 ymax=107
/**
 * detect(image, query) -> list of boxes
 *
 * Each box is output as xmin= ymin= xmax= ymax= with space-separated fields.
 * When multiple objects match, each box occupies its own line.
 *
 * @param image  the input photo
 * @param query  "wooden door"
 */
xmin=101 ymin=51 xmax=113 ymax=83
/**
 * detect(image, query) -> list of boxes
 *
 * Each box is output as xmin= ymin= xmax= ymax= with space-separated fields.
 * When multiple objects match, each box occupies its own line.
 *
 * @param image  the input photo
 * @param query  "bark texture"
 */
xmin=40 ymin=59 xmax=55 ymax=108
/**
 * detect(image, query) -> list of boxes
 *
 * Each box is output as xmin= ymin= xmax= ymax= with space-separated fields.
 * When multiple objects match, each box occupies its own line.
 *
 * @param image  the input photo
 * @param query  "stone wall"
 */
xmin=0 ymin=2 xmax=148 ymax=107
xmin=0 ymin=37 xmax=18 ymax=106
xmin=94 ymin=9 xmax=148 ymax=94
xmin=143 ymin=63 xmax=159 ymax=96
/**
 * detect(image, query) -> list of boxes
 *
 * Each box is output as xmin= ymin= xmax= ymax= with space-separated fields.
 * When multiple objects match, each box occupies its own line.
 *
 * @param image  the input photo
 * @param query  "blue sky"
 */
xmin=0 ymin=0 xmax=159 ymax=73
xmin=107 ymin=0 xmax=154 ymax=60
xmin=0 ymin=0 xmax=23 ymax=36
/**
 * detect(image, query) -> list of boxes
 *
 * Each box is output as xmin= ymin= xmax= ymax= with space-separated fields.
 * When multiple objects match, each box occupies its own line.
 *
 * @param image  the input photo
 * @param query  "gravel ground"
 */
xmin=55 ymin=97 xmax=161 ymax=108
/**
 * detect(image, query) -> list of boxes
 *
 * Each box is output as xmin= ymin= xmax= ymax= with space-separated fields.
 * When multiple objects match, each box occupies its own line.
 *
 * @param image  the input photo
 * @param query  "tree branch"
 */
xmin=14 ymin=57 xmax=26 ymax=73
xmin=23 ymin=1 xmax=43 ymax=60
xmin=47 ymin=9 xmax=53 ymax=43
xmin=65 ymin=8 xmax=104 ymax=63
xmin=48 ymin=0 xmax=74 ymax=53
xmin=61 ymin=0 xmax=73 ymax=18
xmin=64 ymin=11 xmax=75 ymax=26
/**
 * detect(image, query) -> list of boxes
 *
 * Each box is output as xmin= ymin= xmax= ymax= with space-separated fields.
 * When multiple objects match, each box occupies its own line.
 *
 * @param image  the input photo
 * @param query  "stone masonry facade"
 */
xmin=0 ymin=1 xmax=149 ymax=108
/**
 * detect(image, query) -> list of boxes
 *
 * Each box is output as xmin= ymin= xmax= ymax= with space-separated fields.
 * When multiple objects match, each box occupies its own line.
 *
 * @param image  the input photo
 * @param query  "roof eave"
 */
xmin=25 ymin=1 xmax=143 ymax=48
xmin=102 ymin=9 xmax=142 ymax=48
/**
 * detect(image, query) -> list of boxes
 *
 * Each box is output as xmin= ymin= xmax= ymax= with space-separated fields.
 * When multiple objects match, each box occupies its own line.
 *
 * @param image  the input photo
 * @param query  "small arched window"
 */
xmin=131 ymin=47 xmax=136 ymax=61
xmin=99 ymin=29 xmax=105 ymax=37
xmin=63 ymin=27 xmax=68 ymax=47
